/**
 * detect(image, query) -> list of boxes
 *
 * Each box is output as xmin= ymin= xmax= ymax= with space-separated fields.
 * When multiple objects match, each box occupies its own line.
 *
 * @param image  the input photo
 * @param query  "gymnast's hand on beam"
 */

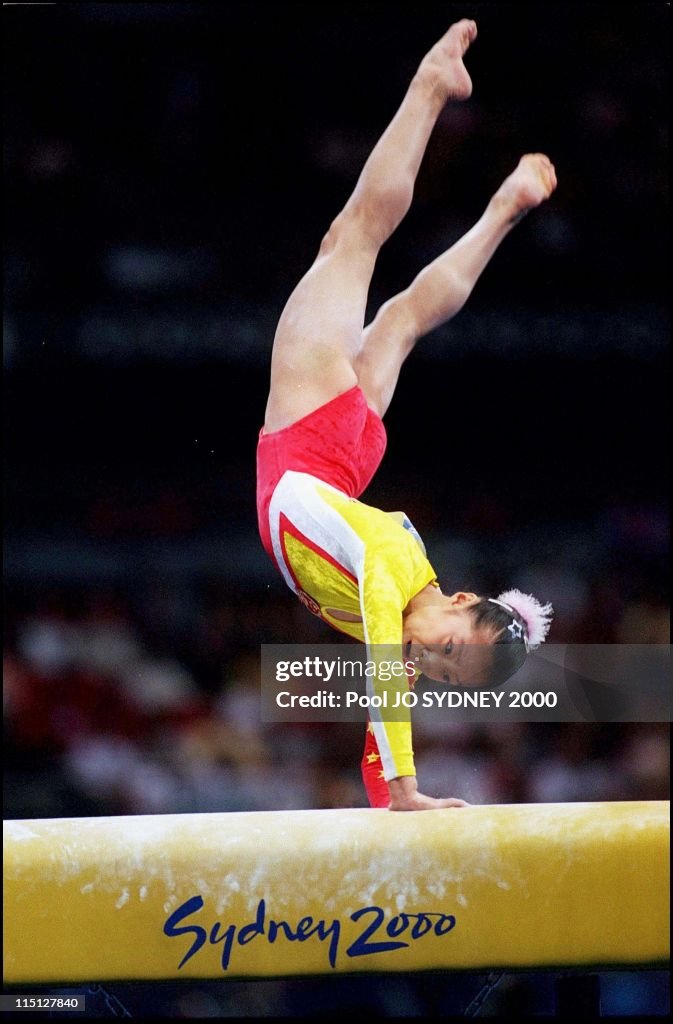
xmin=388 ymin=776 xmax=469 ymax=811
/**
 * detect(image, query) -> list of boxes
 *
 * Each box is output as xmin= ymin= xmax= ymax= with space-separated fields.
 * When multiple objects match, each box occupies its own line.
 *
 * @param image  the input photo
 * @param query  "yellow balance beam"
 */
xmin=3 ymin=802 xmax=669 ymax=983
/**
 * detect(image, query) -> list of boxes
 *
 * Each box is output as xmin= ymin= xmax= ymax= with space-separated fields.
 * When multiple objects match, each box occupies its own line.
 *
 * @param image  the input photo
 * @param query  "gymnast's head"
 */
xmin=403 ymin=588 xmax=553 ymax=687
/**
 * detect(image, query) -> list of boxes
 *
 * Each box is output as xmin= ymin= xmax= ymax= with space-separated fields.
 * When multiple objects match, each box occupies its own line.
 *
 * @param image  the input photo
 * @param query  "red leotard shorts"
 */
xmin=256 ymin=386 xmax=387 ymax=560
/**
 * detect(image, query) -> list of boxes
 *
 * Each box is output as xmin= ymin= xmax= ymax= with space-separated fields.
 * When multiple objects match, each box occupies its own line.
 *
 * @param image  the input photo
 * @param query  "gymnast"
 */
xmin=256 ymin=19 xmax=556 ymax=810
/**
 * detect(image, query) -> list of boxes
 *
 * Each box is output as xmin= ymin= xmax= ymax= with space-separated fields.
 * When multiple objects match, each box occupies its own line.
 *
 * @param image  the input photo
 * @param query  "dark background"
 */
xmin=3 ymin=3 xmax=670 ymax=1017
xmin=4 ymin=2 xmax=669 ymax=568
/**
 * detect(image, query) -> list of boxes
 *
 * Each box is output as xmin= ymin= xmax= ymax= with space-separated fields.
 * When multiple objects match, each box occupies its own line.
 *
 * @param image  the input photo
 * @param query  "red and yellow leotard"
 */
xmin=256 ymin=386 xmax=440 ymax=805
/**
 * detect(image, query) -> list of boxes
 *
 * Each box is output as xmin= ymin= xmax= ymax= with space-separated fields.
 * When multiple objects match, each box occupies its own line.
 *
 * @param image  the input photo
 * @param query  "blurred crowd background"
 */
xmin=3 ymin=2 xmax=669 ymax=1017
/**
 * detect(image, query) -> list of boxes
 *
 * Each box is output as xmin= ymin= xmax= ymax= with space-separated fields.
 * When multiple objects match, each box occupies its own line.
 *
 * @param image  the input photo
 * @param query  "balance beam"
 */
xmin=3 ymin=802 xmax=669 ymax=983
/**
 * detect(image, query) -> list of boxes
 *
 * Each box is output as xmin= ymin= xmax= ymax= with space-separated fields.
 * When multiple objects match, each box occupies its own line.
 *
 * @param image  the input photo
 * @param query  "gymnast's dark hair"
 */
xmin=468 ymin=589 xmax=554 ymax=688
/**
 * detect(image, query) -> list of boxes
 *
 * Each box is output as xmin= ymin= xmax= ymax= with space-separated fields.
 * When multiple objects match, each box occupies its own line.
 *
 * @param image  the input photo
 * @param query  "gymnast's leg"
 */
xmin=356 ymin=153 xmax=557 ymax=416
xmin=264 ymin=19 xmax=478 ymax=433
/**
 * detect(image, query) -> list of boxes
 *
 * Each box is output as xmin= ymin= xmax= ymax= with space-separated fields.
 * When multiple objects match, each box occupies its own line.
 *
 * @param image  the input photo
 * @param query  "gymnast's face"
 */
xmin=403 ymin=592 xmax=497 ymax=687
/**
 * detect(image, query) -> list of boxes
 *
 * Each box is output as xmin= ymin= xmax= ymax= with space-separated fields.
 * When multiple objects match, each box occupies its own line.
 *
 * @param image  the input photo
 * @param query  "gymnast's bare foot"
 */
xmin=418 ymin=19 xmax=477 ymax=101
xmin=494 ymin=153 xmax=558 ymax=222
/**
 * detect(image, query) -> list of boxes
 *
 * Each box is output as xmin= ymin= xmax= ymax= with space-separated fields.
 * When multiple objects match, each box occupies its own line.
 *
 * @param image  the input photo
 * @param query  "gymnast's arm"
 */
xmin=359 ymin=557 xmax=468 ymax=812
